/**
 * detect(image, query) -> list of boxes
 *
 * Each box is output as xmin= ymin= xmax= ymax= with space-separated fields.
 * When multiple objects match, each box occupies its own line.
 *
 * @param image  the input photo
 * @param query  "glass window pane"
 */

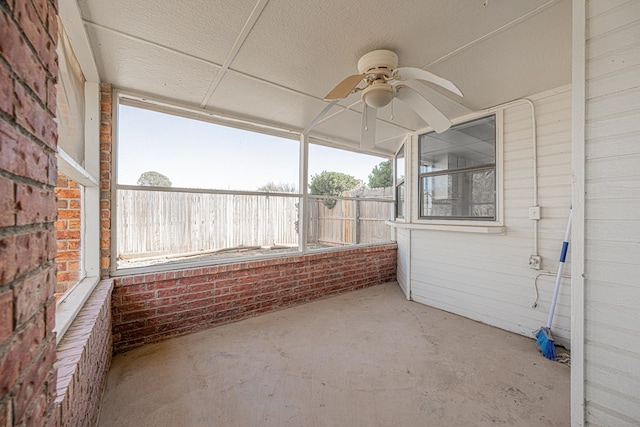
xmin=117 ymin=104 xmax=299 ymax=192
xmin=419 ymin=116 xmax=495 ymax=173
xmin=421 ymin=169 xmax=495 ymax=219
xmin=396 ymin=182 xmax=405 ymax=218
xmin=418 ymin=115 xmax=496 ymax=220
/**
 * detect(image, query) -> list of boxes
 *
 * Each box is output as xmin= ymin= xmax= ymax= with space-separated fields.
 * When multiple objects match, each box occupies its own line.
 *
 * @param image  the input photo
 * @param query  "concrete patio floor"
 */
xmin=97 ymin=282 xmax=570 ymax=426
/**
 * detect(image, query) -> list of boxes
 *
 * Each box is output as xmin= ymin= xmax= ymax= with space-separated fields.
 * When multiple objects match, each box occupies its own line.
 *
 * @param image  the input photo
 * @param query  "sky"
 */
xmin=117 ymin=105 xmax=388 ymax=191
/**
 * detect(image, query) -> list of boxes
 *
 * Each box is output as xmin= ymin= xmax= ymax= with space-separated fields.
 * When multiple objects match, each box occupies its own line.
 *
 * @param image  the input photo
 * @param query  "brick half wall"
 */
xmin=112 ymin=244 xmax=397 ymax=353
xmin=53 ymin=280 xmax=112 ymax=427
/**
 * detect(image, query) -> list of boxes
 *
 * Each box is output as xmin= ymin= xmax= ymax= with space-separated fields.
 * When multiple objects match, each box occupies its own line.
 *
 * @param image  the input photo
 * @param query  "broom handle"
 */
xmin=546 ymin=208 xmax=573 ymax=329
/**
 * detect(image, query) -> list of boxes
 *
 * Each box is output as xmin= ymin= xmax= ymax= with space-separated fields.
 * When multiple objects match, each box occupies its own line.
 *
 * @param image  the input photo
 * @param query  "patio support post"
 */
xmin=298 ymin=133 xmax=309 ymax=252
xmin=571 ymin=0 xmax=586 ymax=425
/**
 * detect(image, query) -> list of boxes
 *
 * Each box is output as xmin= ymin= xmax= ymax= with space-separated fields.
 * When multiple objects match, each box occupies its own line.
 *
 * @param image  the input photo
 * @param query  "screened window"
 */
xmin=114 ymin=101 xmax=394 ymax=269
xmin=395 ymin=145 xmax=405 ymax=219
xmin=418 ymin=116 xmax=496 ymax=220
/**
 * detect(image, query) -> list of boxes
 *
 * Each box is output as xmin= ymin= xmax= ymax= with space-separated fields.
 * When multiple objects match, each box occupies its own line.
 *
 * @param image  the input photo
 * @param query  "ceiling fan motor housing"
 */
xmin=357 ymin=49 xmax=399 ymax=76
xmin=362 ymin=81 xmax=394 ymax=108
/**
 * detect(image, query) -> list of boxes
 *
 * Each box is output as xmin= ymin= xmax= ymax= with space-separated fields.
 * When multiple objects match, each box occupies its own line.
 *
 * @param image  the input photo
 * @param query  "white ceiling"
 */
xmin=77 ymin=0 xmax=571 ymax=156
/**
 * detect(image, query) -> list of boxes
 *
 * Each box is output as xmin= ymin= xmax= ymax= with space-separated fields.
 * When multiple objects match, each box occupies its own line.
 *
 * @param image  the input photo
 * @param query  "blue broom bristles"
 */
xmin=535 ymin=327 xmax=557 ymax=361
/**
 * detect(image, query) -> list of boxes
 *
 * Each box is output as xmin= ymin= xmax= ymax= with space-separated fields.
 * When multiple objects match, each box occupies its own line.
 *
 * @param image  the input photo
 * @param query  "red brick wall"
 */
xmin=112 ymin=244 xmax=397 ymax=353
xmin=54 ymin=280 xmax=112 ymax=427
xmin=54 ymin=173 xmax=81 ymax=296
xmin=0 ymin=0 xmax=59 ymax=425
xmin=99 ymin=86 xmax=111 ymax=279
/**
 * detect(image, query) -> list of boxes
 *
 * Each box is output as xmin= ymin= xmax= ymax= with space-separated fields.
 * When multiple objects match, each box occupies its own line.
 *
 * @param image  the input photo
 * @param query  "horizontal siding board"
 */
xmin=586 ymin=298 xmax=640 ymax=328
xmin=587 ymin=0 xmax=633 ymax=18
xmin=585 ymin=342 xmax=640 ymax=384
xmin=587 ymin=16 xmax=640 ymax=58
xmin=412 ymin=268 xmax=571 ymax=314
xmin=585 ymin=375 xmax=640 ymax=412
xmin=585 ymin=240 xmax=640 ymax=264
xmin=585 ymin=219 xmax=640 ymax=243
xmin=585 ymin=385 xmax=640 ymax=427
xmin=587 ymin=42 xmax=640 ymax=81
xmin=585 ymin=7 xmax=640 ymax=423
xmin=584 ymin=402 xmax=640 ymax=427
xmin=586 ymin=176 xmax=640 ymax=200
xmin=585 ymin=321 xmax=639 ymax=356
xmin=586 ymin=154 xmax=640 ymax=179
xmin=587 ymin=1 xmax=640 ymax=37
xmin=586 ymin=86 xmax=640 ymax=120
xmin=586 ymin=64 xmax=640 ymax=100
xmin=586 ymin=131 xmax=640 ymax=160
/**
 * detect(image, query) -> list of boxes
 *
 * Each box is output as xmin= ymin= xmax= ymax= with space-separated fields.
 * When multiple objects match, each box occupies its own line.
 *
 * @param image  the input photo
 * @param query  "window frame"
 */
xmin=111 ymin=92 xmax=396 ymax=275
xmin=394 ymin=144 xmax=406 ymax=220
xmin=54 ymin=145 xmax=100 ymax=343
xmin=411 ymin=111 xmax=504 ymax=227
xmin=54 ymin=5 xmax=104 ymax=343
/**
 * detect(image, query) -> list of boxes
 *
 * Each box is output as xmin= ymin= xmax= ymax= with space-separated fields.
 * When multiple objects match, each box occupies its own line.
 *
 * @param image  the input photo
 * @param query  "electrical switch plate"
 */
xmin=529 ymin=255 xmax=542 ymax=270
xmin=529 ymin=206 xmax=541 ymax=220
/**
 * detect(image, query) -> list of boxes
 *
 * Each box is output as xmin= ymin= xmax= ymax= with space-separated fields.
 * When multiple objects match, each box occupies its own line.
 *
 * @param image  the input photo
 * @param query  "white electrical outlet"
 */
xmin=529 ymin=255 xmax=542 ymax=270
xmin=529 ymin=206 xmax=541 ymax=220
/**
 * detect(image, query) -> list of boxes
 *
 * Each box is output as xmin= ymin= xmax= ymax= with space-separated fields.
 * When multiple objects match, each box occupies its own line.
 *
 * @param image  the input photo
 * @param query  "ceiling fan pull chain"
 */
xmin=390 ymin=98 xmax=395 ymax=121
xmin=364 ymin=104 xmax=369 ymax=131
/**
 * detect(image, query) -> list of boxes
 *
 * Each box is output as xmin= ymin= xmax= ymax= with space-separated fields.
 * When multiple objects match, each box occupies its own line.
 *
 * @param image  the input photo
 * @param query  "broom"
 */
xmin=535 ymin=207 xmax=572 ymax=361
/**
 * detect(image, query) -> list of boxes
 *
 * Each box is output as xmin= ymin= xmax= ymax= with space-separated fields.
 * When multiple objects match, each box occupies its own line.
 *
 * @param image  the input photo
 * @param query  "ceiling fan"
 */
xmin=324 ymin=49 xmax=463 ymax=149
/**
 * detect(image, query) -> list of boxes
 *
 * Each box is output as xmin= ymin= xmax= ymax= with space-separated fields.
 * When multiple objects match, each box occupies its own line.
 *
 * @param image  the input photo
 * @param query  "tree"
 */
xmin=368 ymin=160 xmax=392 ymax=189
xmin=137 ymin=171 xmax=172 ymax=187
xmin=257 ymin=182 xmax=297 ymax=193
xmin=309 ymin=171 xmax=361 ymax=209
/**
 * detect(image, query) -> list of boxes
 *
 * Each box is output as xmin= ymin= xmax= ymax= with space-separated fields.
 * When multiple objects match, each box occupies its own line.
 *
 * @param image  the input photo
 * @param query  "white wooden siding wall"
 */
xmin=584 ymin=1 xmax=640 ymax=425
xmin=396 ymin=228 xmax=410 ymax=299
xmin=410 ymin=88 xmax=573 ymax=347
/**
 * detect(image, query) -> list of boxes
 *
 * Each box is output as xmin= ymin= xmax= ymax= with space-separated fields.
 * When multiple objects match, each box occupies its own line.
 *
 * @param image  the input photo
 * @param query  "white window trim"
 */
xmin=393 ymin=139 xmax=407 ymax=222
xmin=54 ymin=146 xmax=100 ymax=344
xmin=409 ymin=110 xmax=505 ymax=229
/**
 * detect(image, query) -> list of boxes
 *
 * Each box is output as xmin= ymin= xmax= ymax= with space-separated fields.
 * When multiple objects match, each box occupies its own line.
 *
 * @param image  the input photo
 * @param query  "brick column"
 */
xmin=0 ymin=0 xmax=60 ymax=425
xmin=99 ymin=85 xmax=112 ymax=278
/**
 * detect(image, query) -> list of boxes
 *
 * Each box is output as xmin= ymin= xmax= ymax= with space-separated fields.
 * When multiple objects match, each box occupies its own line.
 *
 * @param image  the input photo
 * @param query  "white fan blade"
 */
xmin=361 ymin=104 xmax=376 ymax=149
xmin=303 ymin=99 xmax=339 ymax=135
xmin=396 ymin=83 xmax=452 ymax=133
xmin=325 ymin=74 xmax=366 ymax=100
xmin=396 ymin=67 xmax=463 ymax=97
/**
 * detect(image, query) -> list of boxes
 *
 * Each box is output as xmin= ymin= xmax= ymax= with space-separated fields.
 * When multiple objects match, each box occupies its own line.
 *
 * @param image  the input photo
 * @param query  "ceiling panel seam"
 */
xmin=84 ymin=20 xmax=223 ymax=69
xmin=83 ymin=20 xmax=324 ymax=103
xmin=200 ymin=0 xmax=270 ymax=107
xmin=424 ymin=0 xmax=559 ymax=69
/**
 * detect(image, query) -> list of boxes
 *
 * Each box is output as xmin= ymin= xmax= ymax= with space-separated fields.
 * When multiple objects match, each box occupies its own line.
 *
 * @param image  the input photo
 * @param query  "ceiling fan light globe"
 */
xmin=362 ymin=85 xmax=394 ymax=108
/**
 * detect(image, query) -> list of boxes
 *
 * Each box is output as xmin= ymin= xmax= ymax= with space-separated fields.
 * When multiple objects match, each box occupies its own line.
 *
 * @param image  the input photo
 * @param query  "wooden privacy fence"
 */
xmin=308 ymin=187 xmax=394 ymax=246
xmin=117 ymin=187 xmax=394 ymax=258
